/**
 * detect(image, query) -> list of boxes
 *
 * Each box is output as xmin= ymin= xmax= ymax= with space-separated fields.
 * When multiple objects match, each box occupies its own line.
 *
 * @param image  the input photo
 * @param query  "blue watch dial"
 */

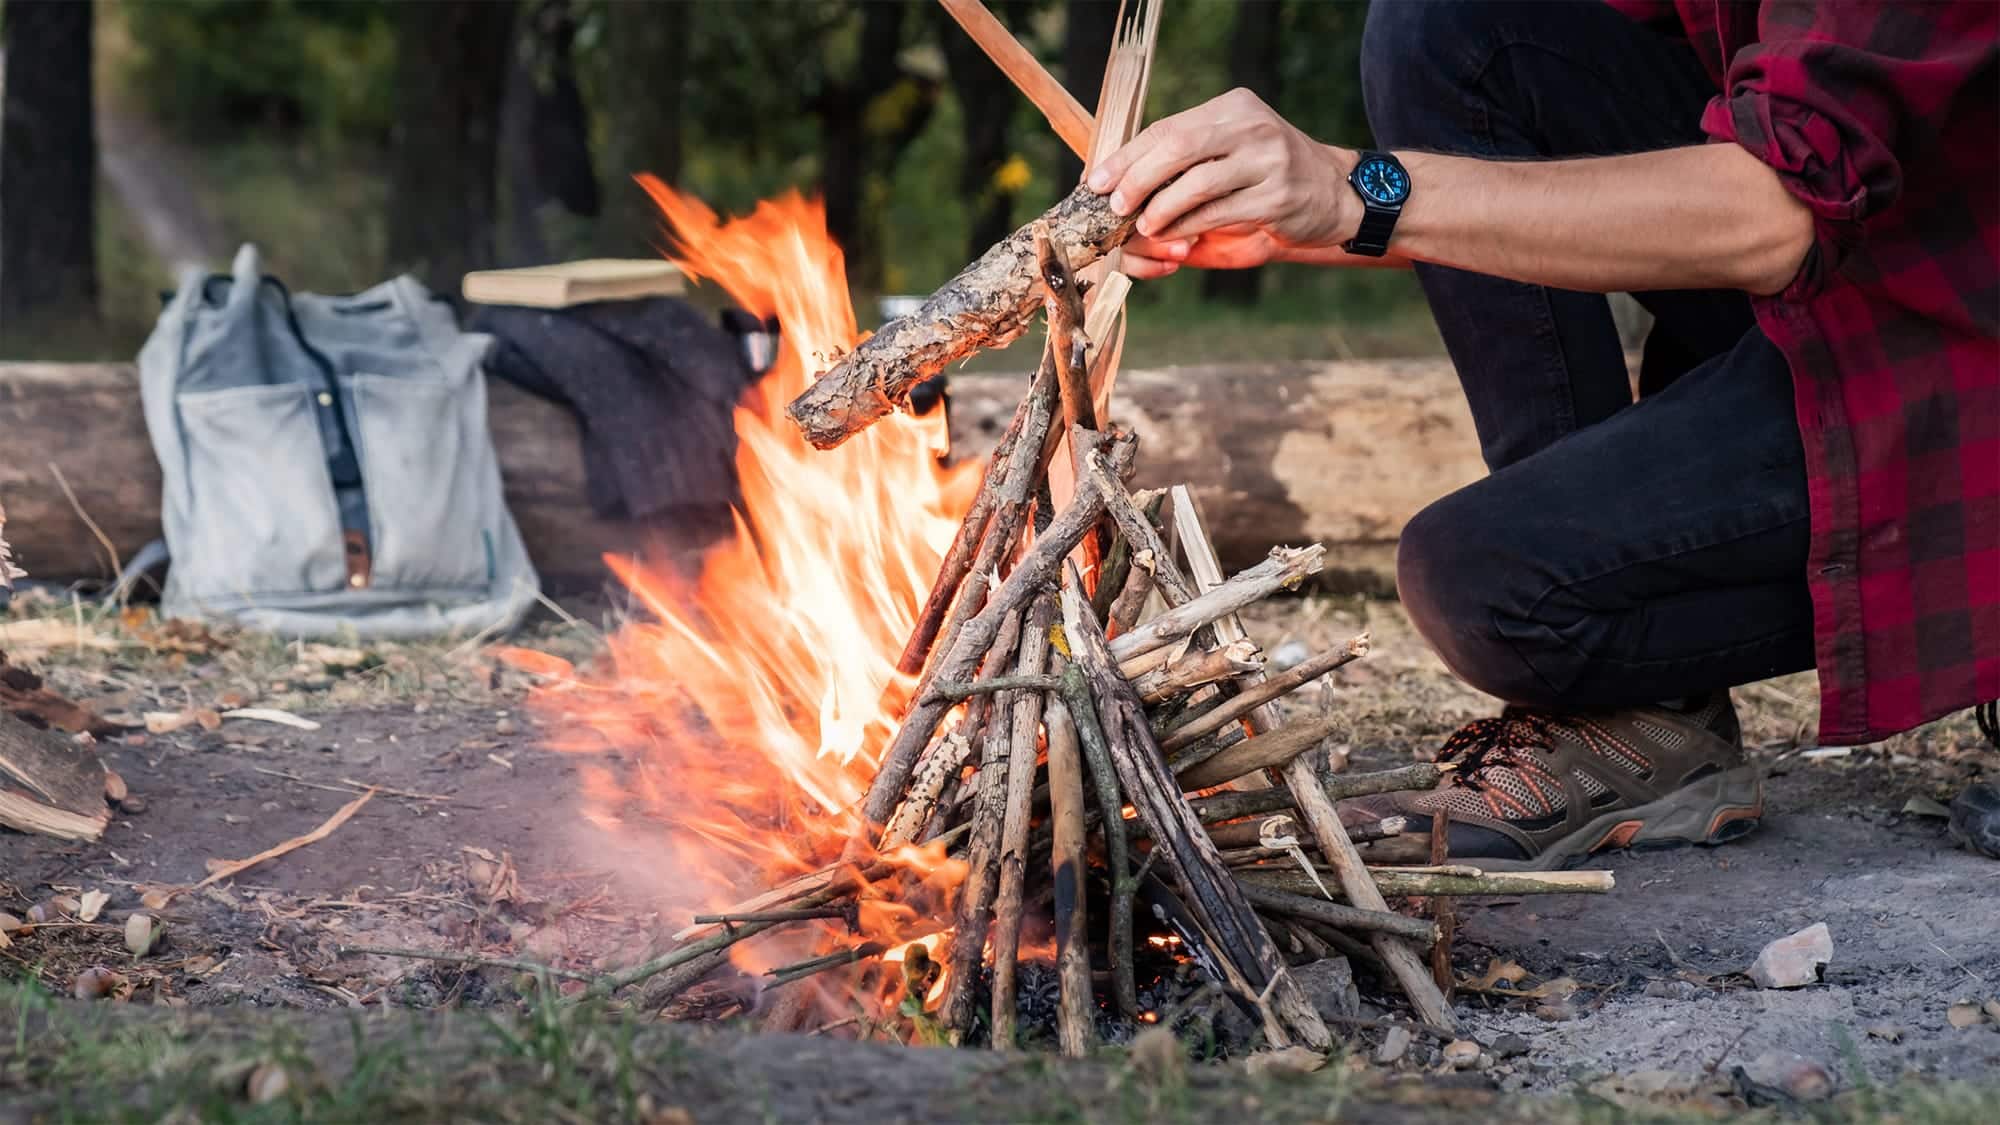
xmin=1356 ymin=157 xmax=1410 ymax=206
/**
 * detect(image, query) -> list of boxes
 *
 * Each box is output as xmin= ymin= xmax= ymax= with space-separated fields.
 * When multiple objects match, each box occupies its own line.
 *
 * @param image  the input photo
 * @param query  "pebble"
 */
xmin=495 ymin=717 xmax=519 ymax=736
xmin=1373 ymin=1026 xmax=1413 ymax=1065
xmin=1741 ymin=1050 xmax=1835 ymax=1102
xmin=1269 ymin=641 xmax=1311 ymax=672
xmin=1442 ymin=1040 xmax=1481 ymax=1069
xmin=1490 ymin=1032 xmax=1531 ymax=1059
xmin=1533 ymin=1000 xmax=1578 ymax=1023
xmin=1748 ymin=922 xmax=1832 ymax=989
xmin=119 ymin=795 xmax=148 ymax=815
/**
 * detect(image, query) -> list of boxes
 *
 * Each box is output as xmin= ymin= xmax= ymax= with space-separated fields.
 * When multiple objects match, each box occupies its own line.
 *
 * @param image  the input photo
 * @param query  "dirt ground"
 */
xmin=2 ymin=592 xmax=1997 ymax=1121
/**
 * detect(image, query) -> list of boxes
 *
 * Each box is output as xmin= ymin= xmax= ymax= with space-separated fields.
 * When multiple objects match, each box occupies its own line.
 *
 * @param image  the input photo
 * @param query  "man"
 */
xmin=1089 ymin=1 xmax=1998 ymax=870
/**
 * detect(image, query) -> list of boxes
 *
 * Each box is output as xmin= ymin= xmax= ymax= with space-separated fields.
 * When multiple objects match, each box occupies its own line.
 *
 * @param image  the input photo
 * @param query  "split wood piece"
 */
xmin=896 ymin=367 xmax=1044 ymax=675
xmin=1106 ymin=560 xmax=1155 ymax=636
xmin=910 ymin=364 xmax=1059 ymax=692
xmin=1185 ymin=764 xmax=1444 ymax=826
xmin=1057 ymin=582 xmax=1330 ymax=1050
xmin=1044 ymin=660 xmax=1093 ymax=1058
xmin=987 ymin=592 xmax=1056 ymax=1049
xmin=937 ymin=0 xmax=1094 ymax=159
xmin=862 ymin=428 xmax=1111 ymax=828
xmin=1165 ymin=495 xmax=1456 ymax=1035
xmin=1161 ymin=636 xmax=1368 ymax=753
xmin=1240 ymin=865 xmax=1616 ymax=898
xmin=1106 ymin=544 xmax=1326 ymax=664
xmin=1133 ymin=639 xmax=1261 ymax=703
xmin=1054 ymin=578 xmax=1136 ymax=1017
xmin=1175 ymin=713 xmax=1345 ymax=792
xmin=786 ymin=184 xmax=1140 ymax=449
xmin=1237 ymin=882 xmax=1441 ymax=945
xmin=1033 ymin=222 xmax=1093 ymax=434
xmin=0 ymin=708 xmax=109 ymax=841
xmin=938 ymin=629 xmax=1018 ymax=1040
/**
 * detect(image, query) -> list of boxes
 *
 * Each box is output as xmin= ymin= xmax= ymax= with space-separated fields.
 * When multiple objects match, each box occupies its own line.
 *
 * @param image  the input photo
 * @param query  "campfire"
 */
xmin=514 ymin=0 xmax=1611 ymax=1055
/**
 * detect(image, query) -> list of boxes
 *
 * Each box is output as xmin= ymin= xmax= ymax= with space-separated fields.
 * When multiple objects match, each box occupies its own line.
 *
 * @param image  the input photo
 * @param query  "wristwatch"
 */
xmin=1344 ymin=151 xmax=1410 ymax=257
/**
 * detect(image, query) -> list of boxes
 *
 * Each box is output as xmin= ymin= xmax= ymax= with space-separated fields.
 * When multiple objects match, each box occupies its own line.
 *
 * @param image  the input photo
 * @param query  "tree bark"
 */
xmin=388 ymin=0 xmax=518 ymax=292
xmin=1203 ymin=0 xmax=1285 ymax=305
xmin=0 ymin=0 xmax=98 ymax=334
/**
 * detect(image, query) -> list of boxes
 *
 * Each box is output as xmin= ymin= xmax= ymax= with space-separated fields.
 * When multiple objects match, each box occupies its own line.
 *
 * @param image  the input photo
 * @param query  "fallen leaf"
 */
xmin=1902 ymin=796 xmax=1953 ymax=819
xmin=125 ymin=913 xmax=161 ymax=957
xmin=144 ymin=711 xmax=194 ymax=734
xmin=223 ymin=707 xmax=318 ymax=730
xmin=1466 ymin=959 xmax=1531 ymax=991
xmin=76 ymin=889 xmax=109 ymax=922
xmin=1947 ymin=1002 xmax=1985 ymax=1029
xmin=1245 ymin=1045 xmax=1327 ymax=1079
xmin=140 ymin=888 xmax=174 ymax=911
xmin=0 ymin=911 xmax=22 ymax=934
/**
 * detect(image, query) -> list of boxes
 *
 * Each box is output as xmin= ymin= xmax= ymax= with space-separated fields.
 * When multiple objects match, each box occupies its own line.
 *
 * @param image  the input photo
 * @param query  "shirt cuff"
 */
xmin=1702 ymin=92 xmax=1869 ymax=301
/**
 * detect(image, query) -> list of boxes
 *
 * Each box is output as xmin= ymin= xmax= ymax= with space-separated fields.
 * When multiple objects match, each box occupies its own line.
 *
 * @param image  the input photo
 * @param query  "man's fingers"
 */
xmin=1119 ymin=252 xmax=1181 ymax=280
xmin=1154 ymin=192 xmax=1269 ymax=244
xmin=1135 ymin=161 xmax=1258 ymax=239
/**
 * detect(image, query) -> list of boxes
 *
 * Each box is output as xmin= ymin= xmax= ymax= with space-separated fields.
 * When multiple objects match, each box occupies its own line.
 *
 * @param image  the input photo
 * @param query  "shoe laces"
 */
xmin=1436 ymin=712 xmax=1561 ymax=785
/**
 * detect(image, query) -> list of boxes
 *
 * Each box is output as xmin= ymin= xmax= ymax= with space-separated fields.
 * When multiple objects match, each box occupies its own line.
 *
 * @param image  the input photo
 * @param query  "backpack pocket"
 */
xmin=346 ymin=373 xmax=498 ymax=594
xmin=174 ymin=383 xmax=347 ymax=599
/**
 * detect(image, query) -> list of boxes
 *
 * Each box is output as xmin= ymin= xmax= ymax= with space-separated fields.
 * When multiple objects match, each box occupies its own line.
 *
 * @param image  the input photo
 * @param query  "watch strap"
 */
xmin=1345 ymin=203 xmax=1399 ymax=257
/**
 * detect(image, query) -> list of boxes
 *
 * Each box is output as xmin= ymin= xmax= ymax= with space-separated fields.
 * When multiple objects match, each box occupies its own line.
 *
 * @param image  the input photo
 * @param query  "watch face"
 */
xmin=1355 ymin=157 xmax=1410 ymax=206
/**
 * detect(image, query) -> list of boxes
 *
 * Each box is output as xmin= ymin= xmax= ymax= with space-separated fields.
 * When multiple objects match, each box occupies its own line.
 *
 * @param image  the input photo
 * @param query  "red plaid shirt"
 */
xmin=1610 ymin=0 xmax=2000 ymax=743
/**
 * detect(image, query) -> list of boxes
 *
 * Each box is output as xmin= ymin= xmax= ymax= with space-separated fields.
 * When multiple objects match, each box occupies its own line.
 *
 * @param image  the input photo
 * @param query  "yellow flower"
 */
xmin=992 ymin=154 xmax=1032 ymax=195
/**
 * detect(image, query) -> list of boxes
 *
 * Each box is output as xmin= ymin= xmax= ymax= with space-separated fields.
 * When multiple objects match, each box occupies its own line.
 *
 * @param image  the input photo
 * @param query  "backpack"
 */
xmin=137 ymin=245 xmax=538 ymax=639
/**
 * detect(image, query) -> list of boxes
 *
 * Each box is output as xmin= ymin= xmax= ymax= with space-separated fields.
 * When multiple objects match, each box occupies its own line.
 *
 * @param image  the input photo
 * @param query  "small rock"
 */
xmin=1741 ymin=1051 xmax=1835 ymax=1102
xmin=1747 ymin=922 xmax=1832 ymax=988
xmin=1441 ymin=1040 xmax=1481 ymax=1069
xmin=1374 ymin=1026 xmax=1413 ymax=1065
xmin=1533 ymin=1000 xmax=1578 ymax=1023
xmin=1865 ymin=1023 xmax=1904 ymax=1042
xmin=1946 ymin=1001 xmax=1986 ymax=1029
xmin=120 ymin=795 xmax=149 ymax=815
xmin=72 ymin=965 xmax=126 ymax=1001
xmin=495 ymin=717 xmax=519 ymax=736
xmin=1490 ymin=1032 xmax=1531 ymax=1059
xmin=1290 ymin=956 xmax=1361 ymax=1022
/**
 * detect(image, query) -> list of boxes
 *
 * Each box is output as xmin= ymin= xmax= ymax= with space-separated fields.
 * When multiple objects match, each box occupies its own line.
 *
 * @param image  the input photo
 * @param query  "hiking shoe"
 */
xmin=1949 ymin=781 xmax=2000 ymax=860
xmin=1345 ymin=695 xmax=1763 ymax=871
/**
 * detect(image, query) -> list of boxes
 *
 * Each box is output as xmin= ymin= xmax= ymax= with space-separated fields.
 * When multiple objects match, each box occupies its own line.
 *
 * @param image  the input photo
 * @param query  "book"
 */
xmin=462 ymin=259 xmax=685 ymax=308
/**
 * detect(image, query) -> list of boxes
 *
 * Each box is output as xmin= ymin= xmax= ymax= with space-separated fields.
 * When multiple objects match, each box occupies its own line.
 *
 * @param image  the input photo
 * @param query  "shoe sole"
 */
xmin=1472 ymin=766 xmax=1765 ymax=873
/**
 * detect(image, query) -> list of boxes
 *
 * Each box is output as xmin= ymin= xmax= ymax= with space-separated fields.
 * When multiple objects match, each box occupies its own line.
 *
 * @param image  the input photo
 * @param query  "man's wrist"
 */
xmin=1321 ymin=144 xmax=1364 ymax=248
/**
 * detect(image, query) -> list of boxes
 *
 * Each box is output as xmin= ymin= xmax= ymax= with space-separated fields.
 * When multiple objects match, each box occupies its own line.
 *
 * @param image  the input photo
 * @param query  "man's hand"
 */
xmin=1087 ymin=89 xmax=1357 ymax=279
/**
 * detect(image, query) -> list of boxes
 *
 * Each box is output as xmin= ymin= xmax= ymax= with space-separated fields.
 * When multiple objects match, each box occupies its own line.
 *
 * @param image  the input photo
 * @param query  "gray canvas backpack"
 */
xmin=137 ymin=245 xmax=538 ymax=638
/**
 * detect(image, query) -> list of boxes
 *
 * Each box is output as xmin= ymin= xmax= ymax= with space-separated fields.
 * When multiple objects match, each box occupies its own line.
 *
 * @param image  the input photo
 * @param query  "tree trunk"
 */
xmin=1202 ymin=0 xmax=1285 ymax=305
xmin=597 ymin=0 xmax=689 ymax=255
xmin=0 ymin=0 xmax=98 ymax=337
xmin=388 ymin=0 xmax=518 ymax=292
xmin=818 ymin=1 xmax=919 ymax=293
xmin=1058 ymin=0 xmax=1120 ymax=186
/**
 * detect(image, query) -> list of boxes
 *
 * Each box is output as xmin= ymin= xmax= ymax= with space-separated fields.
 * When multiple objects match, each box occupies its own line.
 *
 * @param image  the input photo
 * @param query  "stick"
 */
xmin=1237 ymin=883 xmax=1441 ymax=945
xmin=690 ymin=907 xmax=856 ymax=929
xmin=786 ymin=184 xmax=1139 ymax=449
xmin=939 ymin=647 xmax=1019 ymax=1039
xmin=1239 ymin=866 xmax=1617 ymax=898
xmin=1428 ymin=809 xmax=1456 ymax=999
xmin=988 ymin=592 xmax=1055 ymax=1049
xmin=1057 ymin=582 xmax=1329 ymax=1050
xmin=1106 ymin=545 xmax=1325 ymax=663
xmin=1044 ymin=668 xmax=1094 ymax=1057
xmin=922 ymin=674 xmax=1062 ymax=702
xmin=863 ymin=430 xmax=1109 ymax=827
xmin=937 ymin=0 xmax=1094 ymax=159
xmin=764 ymin=942 xmax=889 ymax=988
xmin=338 ymin=944 xmax=596 ymax=983
xmin=1033 ymin=221 xmax=1094 ymax=435
xmin=1132 ymin=639 xmax=1262 ymax=703
xmin=1105 ymin=560 xmax=1155 ymax=636
xmin=1054 ymin=602 xmax=1137 ymax=1018
xmin=1161 ymin=637 xmax=1368 ymax=753
xmin=1175 ymin=714 xmax=1344 ymax=791
xmin=194 ymin=789 xmax=374 ymax=890
xmin=914 ymin=364 xmax=1060 ymax=695
xmin=1208 ymin=814 xmax=1405 ymax=851
xmin=1183 ymin=765 xmax=1444 ymax=825
xmin=1082 ymin=451 xmax=1198 ymax=605
xmin=589 ymin=886 xmax=843 ymax=1001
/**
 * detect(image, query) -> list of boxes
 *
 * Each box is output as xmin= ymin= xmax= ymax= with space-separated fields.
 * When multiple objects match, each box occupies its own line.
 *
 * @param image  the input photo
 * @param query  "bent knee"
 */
xmin=1396 ymin=492 xmax=1563 ymax=707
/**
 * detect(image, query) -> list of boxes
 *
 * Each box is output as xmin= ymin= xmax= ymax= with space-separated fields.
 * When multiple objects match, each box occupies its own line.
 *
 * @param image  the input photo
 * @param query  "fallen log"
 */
xmin=784 ymin=184 xmax=1138 ymax=449
xmin=0 ymin=359 xmax=1482 ymax=589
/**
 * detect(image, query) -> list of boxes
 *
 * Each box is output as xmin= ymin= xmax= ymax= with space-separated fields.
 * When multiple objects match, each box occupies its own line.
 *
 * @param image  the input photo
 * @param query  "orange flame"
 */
xmin=531 ymin=181 xmax=980 ymax=988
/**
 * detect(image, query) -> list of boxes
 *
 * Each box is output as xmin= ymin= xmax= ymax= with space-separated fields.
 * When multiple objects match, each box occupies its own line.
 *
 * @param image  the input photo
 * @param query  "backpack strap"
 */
xmin=262 ymin=276 xmax=373 ymax=588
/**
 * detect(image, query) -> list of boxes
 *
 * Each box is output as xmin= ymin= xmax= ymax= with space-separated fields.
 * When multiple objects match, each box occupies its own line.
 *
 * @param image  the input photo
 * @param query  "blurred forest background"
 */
xmin=0 ymin=0 xmax=1438 ymax=363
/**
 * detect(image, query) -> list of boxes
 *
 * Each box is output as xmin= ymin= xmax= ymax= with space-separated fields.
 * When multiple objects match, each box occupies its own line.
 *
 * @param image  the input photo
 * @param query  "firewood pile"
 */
xmin=589 ymin=2 xmax=1616 ymax=1052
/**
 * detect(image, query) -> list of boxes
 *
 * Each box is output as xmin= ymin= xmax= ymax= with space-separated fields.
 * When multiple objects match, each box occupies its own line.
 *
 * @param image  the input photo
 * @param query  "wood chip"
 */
xmin=76 ymin=889 xmax=108 ymax=922
xmin=221 ymin=708 xmax=321 ymax=731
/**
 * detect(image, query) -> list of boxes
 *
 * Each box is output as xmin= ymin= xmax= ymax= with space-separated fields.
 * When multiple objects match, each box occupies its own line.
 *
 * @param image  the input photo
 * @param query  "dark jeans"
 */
xmin=1361 ymin=0 xmax=1816 ymax=710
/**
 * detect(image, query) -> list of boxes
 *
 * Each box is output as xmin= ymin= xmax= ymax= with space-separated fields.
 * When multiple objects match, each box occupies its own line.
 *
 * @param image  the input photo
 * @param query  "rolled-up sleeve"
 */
xmin=1700 ymin=1 xmax=1998 ymax=299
